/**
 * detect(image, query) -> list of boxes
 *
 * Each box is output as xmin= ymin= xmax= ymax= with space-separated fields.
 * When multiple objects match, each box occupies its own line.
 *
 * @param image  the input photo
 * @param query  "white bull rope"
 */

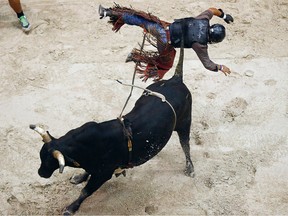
xmin=116 ymin=80 xmax=177 ymax=131
xmin=118 ymin=33 xmax=147 ymax=118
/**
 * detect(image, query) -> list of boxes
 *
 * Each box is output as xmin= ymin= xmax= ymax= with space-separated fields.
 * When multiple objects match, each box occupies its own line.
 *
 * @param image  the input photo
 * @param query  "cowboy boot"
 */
xmin=125 ymin=52 xmax=134 ymax=63
xmin=98 ymin=5 xmax=114 ymax=19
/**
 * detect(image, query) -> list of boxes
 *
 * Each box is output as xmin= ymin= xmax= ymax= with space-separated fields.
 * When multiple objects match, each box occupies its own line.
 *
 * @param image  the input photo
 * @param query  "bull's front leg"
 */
xmin=63 ymin=172 xmax=113 ymax=215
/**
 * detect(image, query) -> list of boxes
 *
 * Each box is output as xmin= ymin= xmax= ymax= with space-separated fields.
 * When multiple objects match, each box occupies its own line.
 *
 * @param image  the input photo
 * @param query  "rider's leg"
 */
xmin=99 ymin=5 xmax=167 ymax=52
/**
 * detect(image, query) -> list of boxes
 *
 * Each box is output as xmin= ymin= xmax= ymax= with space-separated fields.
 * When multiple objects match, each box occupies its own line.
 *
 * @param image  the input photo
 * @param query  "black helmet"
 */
xmin=209 ymin=24 xmax=226 ymax=43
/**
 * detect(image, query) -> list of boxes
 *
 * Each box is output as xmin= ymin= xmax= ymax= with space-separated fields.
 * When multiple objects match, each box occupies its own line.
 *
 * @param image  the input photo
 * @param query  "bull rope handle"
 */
xmin=119 ymin=33 xmax=147 ymax=118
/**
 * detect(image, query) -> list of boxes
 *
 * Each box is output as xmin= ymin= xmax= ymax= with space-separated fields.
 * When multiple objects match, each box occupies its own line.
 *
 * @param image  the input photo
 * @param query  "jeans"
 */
xmin=122 ymin=13 xmax=168 ymax=52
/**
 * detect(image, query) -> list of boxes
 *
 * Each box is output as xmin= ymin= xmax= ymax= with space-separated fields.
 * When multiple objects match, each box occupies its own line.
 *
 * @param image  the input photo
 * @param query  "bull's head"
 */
xmin=30 ymin=124 xmax=65 ymax=178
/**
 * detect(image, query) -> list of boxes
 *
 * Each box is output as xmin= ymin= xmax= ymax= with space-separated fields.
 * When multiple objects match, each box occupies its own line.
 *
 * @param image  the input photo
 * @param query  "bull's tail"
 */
xmin=174 ymin=33 xmax=184 ymax=80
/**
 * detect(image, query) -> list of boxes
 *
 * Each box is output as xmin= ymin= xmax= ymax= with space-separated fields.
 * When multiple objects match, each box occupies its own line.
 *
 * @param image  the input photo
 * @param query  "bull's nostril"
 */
xmin=38 ymin=169 xmax=43 ymax=177
xmin=38 ymin=169 xmax=50 ymax=178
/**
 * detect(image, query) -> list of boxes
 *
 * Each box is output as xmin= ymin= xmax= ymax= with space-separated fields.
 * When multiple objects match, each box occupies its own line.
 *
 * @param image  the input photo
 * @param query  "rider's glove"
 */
xmin=218 ymin=9 xmax=234 ymax=24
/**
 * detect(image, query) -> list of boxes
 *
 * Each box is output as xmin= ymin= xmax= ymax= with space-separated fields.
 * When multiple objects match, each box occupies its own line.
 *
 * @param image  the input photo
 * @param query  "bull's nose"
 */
xmin=38 ymin=168 xmax=51 ymax=178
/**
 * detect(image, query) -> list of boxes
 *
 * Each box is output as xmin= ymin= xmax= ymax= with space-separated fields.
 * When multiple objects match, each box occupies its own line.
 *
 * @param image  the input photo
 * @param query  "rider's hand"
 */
xmin=218 ymin=9 xmax=234 ymax=24
xmin=219 ymin=65 xmax=231 ymax=76
xmin=224 ymin=14 xmax=234 ymax=24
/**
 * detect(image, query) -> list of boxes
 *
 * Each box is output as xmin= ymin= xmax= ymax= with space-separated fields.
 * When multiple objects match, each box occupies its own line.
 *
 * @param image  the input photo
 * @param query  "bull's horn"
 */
xmin=29 ymin=124 xmax=52 ymax=143
xmin=52 ymin=150 xmax=65 ymax=173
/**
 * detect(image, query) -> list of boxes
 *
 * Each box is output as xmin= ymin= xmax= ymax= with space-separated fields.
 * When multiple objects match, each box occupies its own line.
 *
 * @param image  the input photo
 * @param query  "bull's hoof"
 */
xmin=189 ymin=171 xmax=196 ymax=178
xmin=184 ymin=166 xmax=195 ymax=178
xmin=115 ymin=170 xmax=126 ymax=178
xmin=63 ymin=209 xmax=72 ymax=216
xmin=184 ymin=161 xmax=195 ymax=178
xmin=70 ymin=172 xmax=89 ymax=184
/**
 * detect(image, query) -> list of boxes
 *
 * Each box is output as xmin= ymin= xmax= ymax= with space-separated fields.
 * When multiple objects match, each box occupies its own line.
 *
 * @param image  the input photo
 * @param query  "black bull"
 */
xmin=30 ymin=42 xmax=194 ymax=215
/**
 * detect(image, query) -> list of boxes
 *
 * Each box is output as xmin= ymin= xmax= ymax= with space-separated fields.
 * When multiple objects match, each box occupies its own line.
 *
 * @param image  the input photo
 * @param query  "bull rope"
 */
xmin=118 ymin=33 xmax=147 ymax=118
xmin=116 ymin=80 xmax=177 ymax=130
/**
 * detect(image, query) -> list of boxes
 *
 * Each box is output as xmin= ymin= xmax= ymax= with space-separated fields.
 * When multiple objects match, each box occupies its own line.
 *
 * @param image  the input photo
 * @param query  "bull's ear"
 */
xmin=52 ymin=150 xmax=65 ymax=173
xmin=29 ymin=124 xmax=52 ymax=143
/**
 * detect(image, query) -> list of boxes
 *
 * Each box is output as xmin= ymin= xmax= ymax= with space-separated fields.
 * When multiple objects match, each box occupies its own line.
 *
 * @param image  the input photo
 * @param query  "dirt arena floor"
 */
xmin=0 ymin=0 xmax=287 ymax=215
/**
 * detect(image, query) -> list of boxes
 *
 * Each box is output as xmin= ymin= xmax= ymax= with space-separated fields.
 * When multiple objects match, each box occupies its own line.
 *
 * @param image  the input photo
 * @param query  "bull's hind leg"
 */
xmin=176 ymin=128 xmax=195 ymax=177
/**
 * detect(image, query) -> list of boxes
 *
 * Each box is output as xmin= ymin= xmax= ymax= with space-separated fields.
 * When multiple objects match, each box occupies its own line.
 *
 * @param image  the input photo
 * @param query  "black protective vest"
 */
xmin=169 ymin=17 xmax=209 ymax=48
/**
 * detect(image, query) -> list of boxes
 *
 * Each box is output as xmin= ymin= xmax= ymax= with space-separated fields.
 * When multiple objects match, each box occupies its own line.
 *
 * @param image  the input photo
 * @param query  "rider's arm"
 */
xmin=208 ymin=8 xmax=223 ymax=17
xmin=194 ymin=8 xmax=222 ymax=20
xmin=192 ymin=43 xmax=218 ymax=71
xmin=192 ymin=43 xmax=231 ymax=75
xmin=196 ymin=8 xmax=234 ymax=24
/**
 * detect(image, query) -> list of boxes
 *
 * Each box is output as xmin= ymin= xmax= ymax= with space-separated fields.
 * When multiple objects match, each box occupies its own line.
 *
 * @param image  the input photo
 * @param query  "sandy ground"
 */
xmin=0 ymin=0 xmax=288 ymax=215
